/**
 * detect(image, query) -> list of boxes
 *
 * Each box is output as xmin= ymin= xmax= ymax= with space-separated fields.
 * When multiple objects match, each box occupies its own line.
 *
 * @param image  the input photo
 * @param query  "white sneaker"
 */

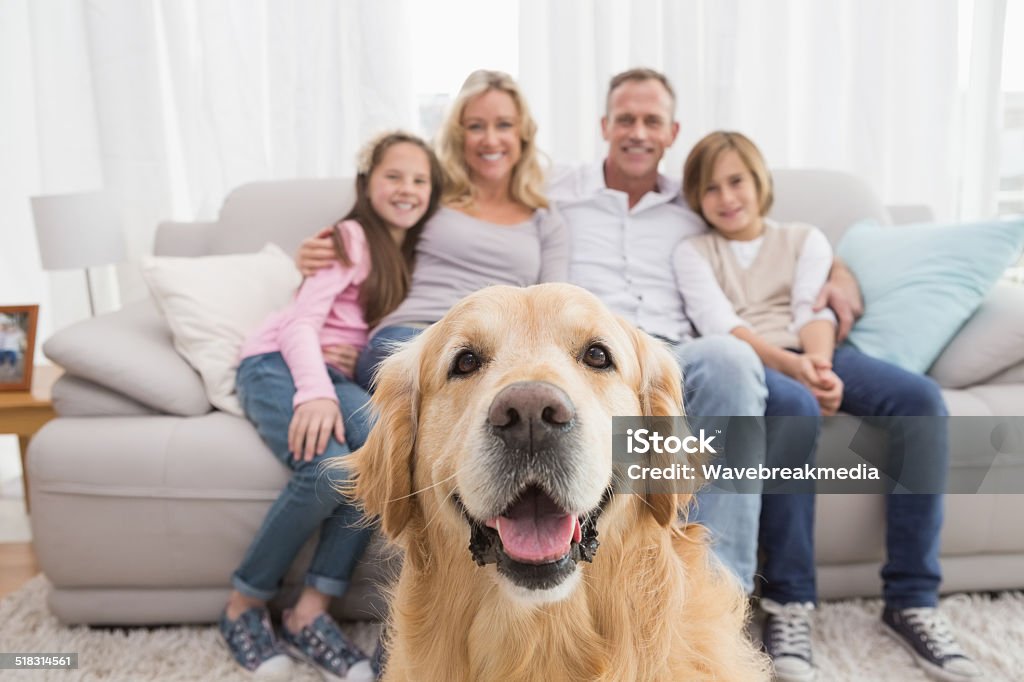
xmin=881 ymin=607 xmax=983 ymax=681
xmin=761 ymin=598 xmax=816 ymax=682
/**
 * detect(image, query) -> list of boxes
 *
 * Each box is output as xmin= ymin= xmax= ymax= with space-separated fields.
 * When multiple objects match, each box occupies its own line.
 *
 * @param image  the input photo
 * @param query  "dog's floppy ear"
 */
xmin=625 ymin=322 xmax=686 ymax=526
xmin=633 ymin=328 xmax=684 ymax=419
xmin=351 ymin=342 xmax=419 ymax=540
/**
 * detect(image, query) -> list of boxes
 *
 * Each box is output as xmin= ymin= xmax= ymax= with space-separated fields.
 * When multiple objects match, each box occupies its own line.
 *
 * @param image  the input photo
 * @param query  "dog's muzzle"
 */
xmin=454 ymin=380 xmax=611 ymax=591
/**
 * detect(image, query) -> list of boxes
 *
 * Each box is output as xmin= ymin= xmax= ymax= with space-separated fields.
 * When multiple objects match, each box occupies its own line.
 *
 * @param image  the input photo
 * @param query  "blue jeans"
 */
xmin=759 ymin=345 xmax=948 ymax=608
xmin=355 ymin=325 xmax=427 ymax=391
xmin=232 ymin=352 xmax=374 ymax=601
xmin=678 ymin=336 xmax=769 ymax=593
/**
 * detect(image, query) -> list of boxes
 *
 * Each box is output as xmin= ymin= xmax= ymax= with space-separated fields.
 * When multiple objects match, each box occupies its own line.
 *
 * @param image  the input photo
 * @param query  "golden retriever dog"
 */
xmin=348 ymin=283 xmax=768 ymax=681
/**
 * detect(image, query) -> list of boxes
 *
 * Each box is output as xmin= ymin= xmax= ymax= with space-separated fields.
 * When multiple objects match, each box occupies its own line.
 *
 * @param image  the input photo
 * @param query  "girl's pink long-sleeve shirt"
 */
xmin=239 ymin=220 xmax=371 ymax=407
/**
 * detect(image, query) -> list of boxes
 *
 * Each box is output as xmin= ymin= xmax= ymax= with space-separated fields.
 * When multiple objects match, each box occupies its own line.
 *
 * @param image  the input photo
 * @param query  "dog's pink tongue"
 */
xmin=486 ymin=491 xmax=579 ymax=564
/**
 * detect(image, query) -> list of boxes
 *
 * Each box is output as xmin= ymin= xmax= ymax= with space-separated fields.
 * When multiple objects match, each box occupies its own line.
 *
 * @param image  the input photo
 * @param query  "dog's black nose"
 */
xmin=488 ymin=381 xmax=575 ymax=451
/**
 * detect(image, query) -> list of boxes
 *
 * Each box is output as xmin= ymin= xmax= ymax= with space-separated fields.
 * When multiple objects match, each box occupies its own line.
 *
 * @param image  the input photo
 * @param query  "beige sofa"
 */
xmin=29 ymin=170 xmax=1024 ymax=625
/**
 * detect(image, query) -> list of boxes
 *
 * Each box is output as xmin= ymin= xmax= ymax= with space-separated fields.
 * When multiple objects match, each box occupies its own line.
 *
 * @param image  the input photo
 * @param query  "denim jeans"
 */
xmin=759 ymin=345 xmax=948 ymax=609
xmin=355 ymin=325 xmax=427 ymax=392
xmin=678 ymin=336 xmax=769 ymax=593
xmin=232 ymin=352 xmax=374 ymax=601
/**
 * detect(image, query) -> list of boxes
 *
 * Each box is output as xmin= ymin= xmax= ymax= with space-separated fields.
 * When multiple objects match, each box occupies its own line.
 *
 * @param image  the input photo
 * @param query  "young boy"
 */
xmin=673 ymin=130 xmax=981 ymax=682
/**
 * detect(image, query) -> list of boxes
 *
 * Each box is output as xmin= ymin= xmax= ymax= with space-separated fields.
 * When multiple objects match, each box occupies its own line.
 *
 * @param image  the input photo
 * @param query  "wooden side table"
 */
xmin=0 ymin=365 xmax=62 ymax=512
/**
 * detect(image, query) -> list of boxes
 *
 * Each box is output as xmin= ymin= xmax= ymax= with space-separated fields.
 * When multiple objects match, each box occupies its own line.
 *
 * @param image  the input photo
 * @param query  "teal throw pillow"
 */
xmin=836 ymin=218 xmax=1024 ymax=373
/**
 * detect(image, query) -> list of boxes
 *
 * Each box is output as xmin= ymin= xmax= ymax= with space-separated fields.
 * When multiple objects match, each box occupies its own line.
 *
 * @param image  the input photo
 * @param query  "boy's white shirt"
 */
xmin=672 ymin=219 xmax=837 ymax=342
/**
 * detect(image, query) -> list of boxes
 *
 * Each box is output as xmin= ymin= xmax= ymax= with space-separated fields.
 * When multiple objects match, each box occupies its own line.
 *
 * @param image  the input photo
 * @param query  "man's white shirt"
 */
xmin=548 ymin=161 xmax=707 ymax=343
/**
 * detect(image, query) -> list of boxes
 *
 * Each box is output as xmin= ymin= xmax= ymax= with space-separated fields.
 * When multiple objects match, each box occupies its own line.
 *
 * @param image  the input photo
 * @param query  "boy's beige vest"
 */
xmin=688 ymin=222 xmax=813 ymax=350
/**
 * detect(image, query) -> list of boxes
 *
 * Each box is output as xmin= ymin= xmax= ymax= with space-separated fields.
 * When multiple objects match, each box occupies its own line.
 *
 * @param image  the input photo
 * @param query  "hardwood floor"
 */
xmin=0 ymin=542 xmax=39 ymax=598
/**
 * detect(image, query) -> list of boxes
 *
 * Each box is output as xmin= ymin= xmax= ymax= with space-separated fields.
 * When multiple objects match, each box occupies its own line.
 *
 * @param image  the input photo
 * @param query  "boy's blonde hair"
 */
xmin=435 ymin=69 xmax=548 ymax=210
xmin=682 ymin=131 xmax=773 ymax=219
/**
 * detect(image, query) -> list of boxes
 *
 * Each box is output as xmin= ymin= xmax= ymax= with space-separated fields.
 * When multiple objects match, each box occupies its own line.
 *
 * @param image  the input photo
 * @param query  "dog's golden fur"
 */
xmin=348 ymin=284 xmax=768 ymax=681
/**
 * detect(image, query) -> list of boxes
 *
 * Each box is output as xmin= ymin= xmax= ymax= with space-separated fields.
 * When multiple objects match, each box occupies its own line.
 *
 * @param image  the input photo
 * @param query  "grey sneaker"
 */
xmin=881 ymin=607 xmax=983 ymax=681
xmin=761 ymin=598 xmax=816 ymax=682
xmin=219 ymin=607 xmax=293 ymax=678
xmin=282 ymin=612 xmax=373 ymax=682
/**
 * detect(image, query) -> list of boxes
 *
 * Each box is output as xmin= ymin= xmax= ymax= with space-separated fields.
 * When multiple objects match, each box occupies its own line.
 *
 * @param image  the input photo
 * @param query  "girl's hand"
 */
xmin=812 ymin=370 xmax=844 ymax=416
xmin=295 ymin=228 xmax=337 ymax=277
xmin=288 ymin=398 xmax=345 ymax=461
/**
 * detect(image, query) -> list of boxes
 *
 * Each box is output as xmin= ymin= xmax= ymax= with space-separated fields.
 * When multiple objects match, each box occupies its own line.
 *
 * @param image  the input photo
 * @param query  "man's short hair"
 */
xmin=606 ymin=68 xmax=677 ymax=117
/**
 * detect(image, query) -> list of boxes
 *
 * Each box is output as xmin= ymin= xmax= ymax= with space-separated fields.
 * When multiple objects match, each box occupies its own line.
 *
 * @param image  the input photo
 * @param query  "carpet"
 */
xmin=1 ymin=575 xmax=1022 ymax=680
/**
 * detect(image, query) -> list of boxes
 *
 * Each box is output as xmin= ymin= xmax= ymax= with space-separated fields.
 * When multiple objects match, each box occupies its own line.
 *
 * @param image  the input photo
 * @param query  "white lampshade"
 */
xmin=31 ymin=191 xmax=126 ymax=270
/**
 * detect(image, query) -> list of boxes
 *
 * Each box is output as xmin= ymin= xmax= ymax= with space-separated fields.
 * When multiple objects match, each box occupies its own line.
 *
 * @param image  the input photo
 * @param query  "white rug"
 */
xmin=1 ymin=575 xmax=1022 ymax=680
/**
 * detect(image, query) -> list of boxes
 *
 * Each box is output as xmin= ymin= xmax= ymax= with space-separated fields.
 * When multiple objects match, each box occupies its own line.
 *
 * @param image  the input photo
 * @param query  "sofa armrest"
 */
xmin=929 ymin=283 xmax=1024 ymax=388
xmin=43 ymin=299 xmax=212 ymax=416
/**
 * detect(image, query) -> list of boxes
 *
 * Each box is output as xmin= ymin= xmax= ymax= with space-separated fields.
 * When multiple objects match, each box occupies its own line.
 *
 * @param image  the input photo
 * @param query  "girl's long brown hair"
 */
xmin=334 ymin=132 xmax=443 ymax=328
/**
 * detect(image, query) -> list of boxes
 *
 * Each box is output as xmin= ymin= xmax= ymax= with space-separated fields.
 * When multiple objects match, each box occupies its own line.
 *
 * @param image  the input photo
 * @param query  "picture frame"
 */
xmin=0 ymin=305 xmax=39 ymax=392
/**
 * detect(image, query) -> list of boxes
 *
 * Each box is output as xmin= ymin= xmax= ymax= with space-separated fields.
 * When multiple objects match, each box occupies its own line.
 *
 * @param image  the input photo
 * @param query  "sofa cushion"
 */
xmin=140 ymin=244 xmax=301 ymax=415
xmin=837 ymin=219 xmax=1024 ymax=373
xmin=768 ymin=168 xmax=890 ymax=245
xmin=208 ymin=179 xmax=355 ymax=256
xmin=51 ymin=375 xmax=158 ymax=417
xmin=987 ymin=361 xmax=1024 ymax=385
xmin=42 ymin=301 xmax=212 ymax=416
xmin=928 ymin=283 xmax=1024 ymax=388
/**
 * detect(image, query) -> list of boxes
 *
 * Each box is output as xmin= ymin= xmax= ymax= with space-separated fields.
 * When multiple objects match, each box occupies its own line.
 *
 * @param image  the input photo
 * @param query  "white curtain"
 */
xmin=0 ymin=0 xmax=416 ymax=345
xmin=518 ymin=0 xmax=1007 ymax=223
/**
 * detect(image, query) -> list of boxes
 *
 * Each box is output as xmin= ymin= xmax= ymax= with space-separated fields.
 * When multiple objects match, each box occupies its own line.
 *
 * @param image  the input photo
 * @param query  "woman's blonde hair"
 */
xmin=682 ymin=131 xmax=774 ymax=219
xmin=435 ymin=69 xmax=548 ymax=210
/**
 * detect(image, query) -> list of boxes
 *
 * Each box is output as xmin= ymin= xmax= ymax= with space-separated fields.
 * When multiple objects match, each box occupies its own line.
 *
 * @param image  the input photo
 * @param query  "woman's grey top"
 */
xmin=375 ymin=205 xmax=569 ymax=332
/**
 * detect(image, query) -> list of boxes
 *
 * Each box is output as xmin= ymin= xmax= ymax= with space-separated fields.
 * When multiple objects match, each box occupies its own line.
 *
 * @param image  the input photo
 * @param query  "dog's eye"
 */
xmin=452 ymin=349 xmax=482 ymax=376
xmin=582 ymin=344 xmax=612 ymax=369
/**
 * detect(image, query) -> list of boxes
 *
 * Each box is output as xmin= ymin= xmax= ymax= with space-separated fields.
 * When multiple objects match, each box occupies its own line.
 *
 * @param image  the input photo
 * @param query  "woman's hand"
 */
xmin=295 ymin=228 xmax=337 ymax=277
xmin=322 ymin=343 xmax=359 ymax=376
xmin=288 ymin=398 xmax=345 ymax=461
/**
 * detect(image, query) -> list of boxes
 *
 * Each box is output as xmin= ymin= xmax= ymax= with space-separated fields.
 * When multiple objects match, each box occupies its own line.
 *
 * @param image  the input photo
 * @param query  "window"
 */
xmin=1000 ymin=0 xmax=1024 ymax=280
xmin=998 ymin=0 xmax=1024 ymax=218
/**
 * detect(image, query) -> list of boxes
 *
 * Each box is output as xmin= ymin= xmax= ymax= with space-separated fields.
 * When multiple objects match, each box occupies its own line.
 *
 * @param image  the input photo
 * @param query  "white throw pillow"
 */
xmin=140 ymin=244 xmax=301 ymax=415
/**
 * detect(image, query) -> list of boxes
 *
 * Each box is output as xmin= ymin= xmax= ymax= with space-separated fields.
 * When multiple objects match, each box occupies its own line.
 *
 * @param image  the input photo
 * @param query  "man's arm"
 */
xmin=813 ymin=257 xmax=864 ymax=342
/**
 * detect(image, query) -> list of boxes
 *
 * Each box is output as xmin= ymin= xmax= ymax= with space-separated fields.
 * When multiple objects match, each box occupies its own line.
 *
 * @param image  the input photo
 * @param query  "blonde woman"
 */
xmin=299 ymin=70 xmax=567 ymax=389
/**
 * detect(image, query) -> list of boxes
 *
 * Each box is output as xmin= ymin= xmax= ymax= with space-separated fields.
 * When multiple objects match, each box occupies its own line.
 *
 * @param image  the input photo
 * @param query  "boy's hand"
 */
xmin=296 ymin=227 xmax=337 ymax=277
xmin=288 ymin=398 xmax=345 ymax=461
xmin=786 ymin=353 xmax=829 ymax=390
xmin=322 ymin=343 xmax=359 ymax=376
xmin=811 ymin=370 xmax=844 ymax=416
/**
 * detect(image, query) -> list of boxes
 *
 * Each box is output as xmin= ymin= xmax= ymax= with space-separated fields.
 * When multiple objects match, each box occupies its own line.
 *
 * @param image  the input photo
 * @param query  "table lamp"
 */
xmin=31 ymin=191 xmax=126 ymax=317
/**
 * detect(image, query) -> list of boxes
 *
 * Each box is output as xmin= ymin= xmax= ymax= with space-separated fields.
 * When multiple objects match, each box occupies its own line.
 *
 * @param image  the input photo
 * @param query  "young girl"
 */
xmin=221 ymin=131 xmax=443 ymax=680
xmin=674 ymin=131 xmax=981 ymax=682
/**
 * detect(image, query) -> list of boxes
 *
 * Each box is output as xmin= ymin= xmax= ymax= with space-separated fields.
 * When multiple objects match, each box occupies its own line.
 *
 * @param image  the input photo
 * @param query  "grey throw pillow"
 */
xmin=43 ymin=300 xmax=212 ymax=416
